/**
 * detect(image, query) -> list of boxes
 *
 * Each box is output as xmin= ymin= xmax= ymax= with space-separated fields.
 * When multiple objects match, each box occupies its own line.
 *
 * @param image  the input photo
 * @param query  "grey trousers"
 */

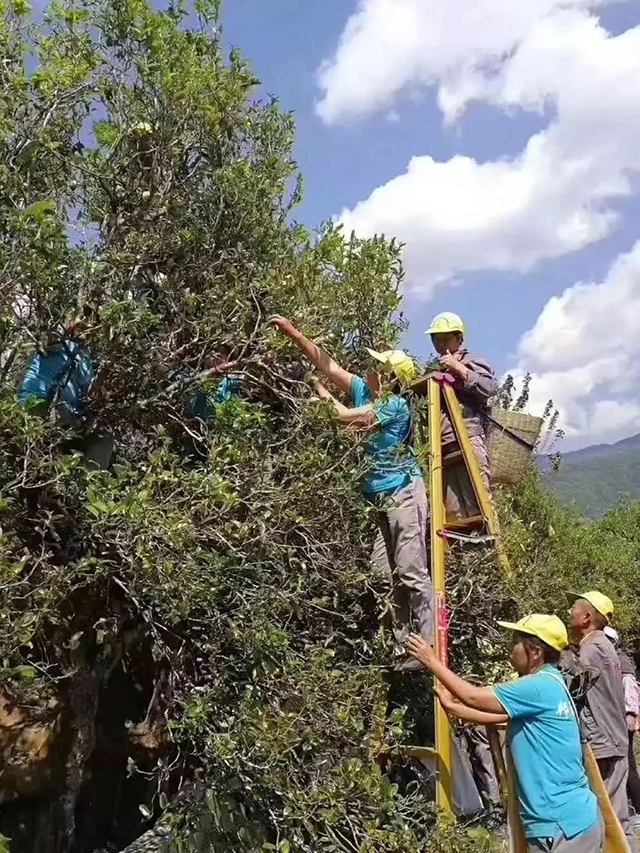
xmin=527 ymin=818 xmax=604 ymax=852
xmin=444 ymin=434 xmax=491 ymax=519
xmin=597 ymin=755 xmax=637 ymax=853
xmin=371 ymin=477 xmax=434 ymax=643
xmin=463 ymin=725 xmax=501 ymax=807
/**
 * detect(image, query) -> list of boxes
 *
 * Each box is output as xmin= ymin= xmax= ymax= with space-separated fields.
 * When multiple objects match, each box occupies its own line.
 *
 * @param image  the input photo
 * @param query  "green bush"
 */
xmin=1 ymin=1 xmax=639 ymax=851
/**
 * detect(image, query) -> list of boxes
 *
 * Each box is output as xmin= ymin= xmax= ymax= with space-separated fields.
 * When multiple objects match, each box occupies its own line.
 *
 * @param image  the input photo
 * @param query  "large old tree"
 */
xmin=2 ymin=1 xmax=640 ymax=852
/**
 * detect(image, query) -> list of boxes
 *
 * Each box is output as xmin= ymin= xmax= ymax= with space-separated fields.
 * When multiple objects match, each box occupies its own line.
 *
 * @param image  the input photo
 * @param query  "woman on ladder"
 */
xmin=270 ymin=316 xmax=434 ymax=661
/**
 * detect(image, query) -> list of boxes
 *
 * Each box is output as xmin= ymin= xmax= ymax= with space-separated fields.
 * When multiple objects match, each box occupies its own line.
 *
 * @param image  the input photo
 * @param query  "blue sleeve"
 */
xmin=493 ymin=673 xmax=548 ymax=719
xmin=350 ymin=376 xmax=373 ymax=407
xmin=375 ymin=394 xmax=407 ymax=428
xmin=215 ymin=376 xmax=243 ymax=403
xmin=18 ymin=354 xmax=41 ymax=401
xmin=77 ymin=351 xmax=95 ymax=390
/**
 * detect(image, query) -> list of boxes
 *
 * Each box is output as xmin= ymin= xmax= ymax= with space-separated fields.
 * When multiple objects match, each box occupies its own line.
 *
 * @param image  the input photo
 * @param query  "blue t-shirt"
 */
xmin=493 ymin=665 xmax=598 ymax=841
xmin=179 ymin=373 xmax=243 ymax=420
xmin=350 ymin=376 xmax=422 ymax=498
xmin=20 ymin=340 xmax=94 ymax=423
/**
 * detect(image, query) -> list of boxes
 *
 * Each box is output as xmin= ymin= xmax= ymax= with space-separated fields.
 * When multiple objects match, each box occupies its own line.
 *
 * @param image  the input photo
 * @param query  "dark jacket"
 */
xmin=578 ymin=631 xmax=628 ymax=760
xmin=441 ymin=350 xmax=498 ymax=445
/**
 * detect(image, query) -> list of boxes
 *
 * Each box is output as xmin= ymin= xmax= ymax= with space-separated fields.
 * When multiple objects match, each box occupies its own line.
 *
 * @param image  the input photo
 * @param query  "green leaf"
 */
xmin=24 ymin=199 xmax=55 ymax=221
xmin=11 ymin=0 xmax=30 ymax=14
xmin=94 ymin=121 xmax=121 ymax=148
xmin=10 ymin=665 xmax=36 ymax=682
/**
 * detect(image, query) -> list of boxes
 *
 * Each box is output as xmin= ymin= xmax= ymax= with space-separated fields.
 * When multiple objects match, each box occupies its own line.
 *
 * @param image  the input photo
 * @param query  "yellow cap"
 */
xmin=497 ymin=614 xmax=569 ymax=652
xmin=425 ymin=312 xmax=465 ymax=336
xmin=365 ymin=348 xmax=418 ymax=385
xmin=567 ymin=591 xmax=614 ymax=622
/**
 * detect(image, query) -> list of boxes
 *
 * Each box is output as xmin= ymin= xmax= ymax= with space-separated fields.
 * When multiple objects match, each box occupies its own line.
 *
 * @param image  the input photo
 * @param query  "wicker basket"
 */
xmin=487 ymin=407 xmax=543 ymax=486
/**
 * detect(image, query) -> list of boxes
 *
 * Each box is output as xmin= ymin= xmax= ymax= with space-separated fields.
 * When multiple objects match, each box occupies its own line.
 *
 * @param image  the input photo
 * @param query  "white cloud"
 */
xmin=316 ymin=0 xmax=610 ymax=126
xmin=317 ymin=1 xmax=640 ymax=294
xmin=507 ymin=243 xmax=640 ymax=445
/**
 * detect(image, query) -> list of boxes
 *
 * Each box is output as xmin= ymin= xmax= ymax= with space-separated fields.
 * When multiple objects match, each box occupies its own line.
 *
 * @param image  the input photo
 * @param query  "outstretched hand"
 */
xmin=407 ymin=633 xmax=436 ymax=669
xmin=269 ymin=315 xmax=295 ymax=336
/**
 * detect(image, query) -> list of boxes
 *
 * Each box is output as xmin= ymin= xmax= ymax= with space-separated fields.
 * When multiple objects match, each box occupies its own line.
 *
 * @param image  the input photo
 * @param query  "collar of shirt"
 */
xmin=580 ymin=630 xmax=599 ymax=645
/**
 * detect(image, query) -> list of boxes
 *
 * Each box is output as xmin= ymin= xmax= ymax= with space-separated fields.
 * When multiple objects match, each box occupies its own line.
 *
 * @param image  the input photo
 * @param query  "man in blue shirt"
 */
xmin=20 ymin=320 xmax=95 ymax=426
xmin=270 ymin=316 xmax=434 ymax=650
xmin=184 ymin=373 xmax=243 ymax=420
xmin=408 ymin=615 xmax=603 ymax=852
xmin=161 ymin=346 xmax=243 ymax=422
xmin=19 ymin=318 xmax=114 ymax=470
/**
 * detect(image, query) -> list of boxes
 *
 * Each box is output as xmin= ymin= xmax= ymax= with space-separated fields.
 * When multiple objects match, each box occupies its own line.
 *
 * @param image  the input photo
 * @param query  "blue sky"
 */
xmin=221 ymin=0 xmax=640 ymax=450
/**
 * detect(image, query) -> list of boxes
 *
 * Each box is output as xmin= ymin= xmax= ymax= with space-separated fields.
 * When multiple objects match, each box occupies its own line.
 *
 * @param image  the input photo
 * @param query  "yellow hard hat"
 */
xmin=365 ymin=348 xmax=418 ymax=385
xmin=425 ymin=312 xmax=466 ymax=336
xmin=497 ymin=614 xmax=569 ymax=652
xmin=567 ymin=591 xmax=614 ymax=622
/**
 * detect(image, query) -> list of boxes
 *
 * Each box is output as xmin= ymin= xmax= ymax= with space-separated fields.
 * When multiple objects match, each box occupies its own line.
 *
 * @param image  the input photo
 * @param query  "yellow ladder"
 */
xmin=409 ymin=375 xmax=626 ymax=853
xmin=410 ymin=374 xmax=517 ymax=828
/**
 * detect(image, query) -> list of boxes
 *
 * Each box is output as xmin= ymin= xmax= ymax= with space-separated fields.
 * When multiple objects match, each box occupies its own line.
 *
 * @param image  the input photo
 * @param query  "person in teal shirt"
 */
xmin=271 ymin=317 xmax=434 ymax=654
xmin=19 ymin=318 xmax=113 ymax=469
xmin=165 ymin=346 xmax=243 ymax=422
xmin=408 ymin=615 xmax=602 ymax=853
xmin=185 ymin=374 xmax=243 ymax=420
xmin=19 ymin=322 xmax=95 ymax=426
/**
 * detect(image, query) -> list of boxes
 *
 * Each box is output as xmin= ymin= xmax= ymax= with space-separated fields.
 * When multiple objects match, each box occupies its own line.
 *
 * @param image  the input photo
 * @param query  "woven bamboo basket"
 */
xmin=487 ymin=408 xmax=543 ymax=486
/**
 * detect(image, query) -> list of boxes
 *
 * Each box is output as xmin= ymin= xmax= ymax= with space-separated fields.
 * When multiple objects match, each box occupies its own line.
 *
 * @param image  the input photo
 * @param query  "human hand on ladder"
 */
xmin=440 ymin=350 xmax=469 ymax=381
xmin=406 ymin=633 xmax=435 ymax=668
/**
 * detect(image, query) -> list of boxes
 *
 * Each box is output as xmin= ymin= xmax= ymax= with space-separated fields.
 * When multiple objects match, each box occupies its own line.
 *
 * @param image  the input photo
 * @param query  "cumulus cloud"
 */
xmin=507 ymin=243 xmax=640 ymax=445
xmin=316 ymin=0 xmax=609 ymax=125
xmin=317 ymin=1 xmax=640 ymax=294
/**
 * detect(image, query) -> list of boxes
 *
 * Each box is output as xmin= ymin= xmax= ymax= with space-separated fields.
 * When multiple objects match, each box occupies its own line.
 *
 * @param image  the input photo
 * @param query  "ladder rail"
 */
xmin=441 ymin=382 xmax=512 ymax=577
xmin=427 ymin=378 xmax=454 ymax=817
xmin=395 ymin=375 xmax=513 ymax=827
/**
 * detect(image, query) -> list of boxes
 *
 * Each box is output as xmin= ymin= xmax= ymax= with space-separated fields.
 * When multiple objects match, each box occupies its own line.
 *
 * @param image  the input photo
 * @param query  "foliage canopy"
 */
xmin=1 ymin=1 xmax=639 ymax=852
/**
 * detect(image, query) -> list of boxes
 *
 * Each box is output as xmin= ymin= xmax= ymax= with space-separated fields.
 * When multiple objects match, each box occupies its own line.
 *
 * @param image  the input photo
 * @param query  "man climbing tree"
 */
xmin=19 ymin=315 xmax=113 ymax=469
xmin=271 ymin=316 xmax=434 ymax=654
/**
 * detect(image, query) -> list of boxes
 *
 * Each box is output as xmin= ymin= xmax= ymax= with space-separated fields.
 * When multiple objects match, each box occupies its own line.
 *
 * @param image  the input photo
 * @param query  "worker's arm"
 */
xmin=407 ymin=634 xmax=506 ymax=714
xmin=437 ymin=686 xmax=509 ymax=725
xmin=270 ymin=316 xmax=355 ymax=395
xmin=313 ymin=380 xmax=376 ymax=428
xmin=441 ymin=352 xmax=497 ymax=403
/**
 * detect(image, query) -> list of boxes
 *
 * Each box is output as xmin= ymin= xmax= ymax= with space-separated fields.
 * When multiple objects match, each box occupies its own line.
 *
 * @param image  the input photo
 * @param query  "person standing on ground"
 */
xmin=407 ymin=615 xmax=603 ymax=852
xmin=568 ymin=591 xmax=636 ymax=852
xmin=270 ymin=317 xmax=434 ymax=652
xmin=425 ymin=312 xmax=497 ymax=518
xmin=604 ymin=625 xmax=640 ymax=826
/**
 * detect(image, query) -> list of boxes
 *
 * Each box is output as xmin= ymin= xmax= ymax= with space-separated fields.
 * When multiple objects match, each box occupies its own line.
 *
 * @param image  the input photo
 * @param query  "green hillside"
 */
xmin=544 ymin=434 xmax=640 ymax=519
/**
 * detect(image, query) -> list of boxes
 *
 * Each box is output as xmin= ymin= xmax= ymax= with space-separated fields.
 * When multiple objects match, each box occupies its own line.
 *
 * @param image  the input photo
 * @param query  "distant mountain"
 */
xmin=540 ymin=432 xmax=640 ymax=519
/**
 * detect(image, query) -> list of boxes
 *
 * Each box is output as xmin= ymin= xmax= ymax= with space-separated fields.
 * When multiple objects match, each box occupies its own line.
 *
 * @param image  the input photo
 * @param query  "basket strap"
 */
xmin=485 ymin=413 xmax=537 ymax=451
